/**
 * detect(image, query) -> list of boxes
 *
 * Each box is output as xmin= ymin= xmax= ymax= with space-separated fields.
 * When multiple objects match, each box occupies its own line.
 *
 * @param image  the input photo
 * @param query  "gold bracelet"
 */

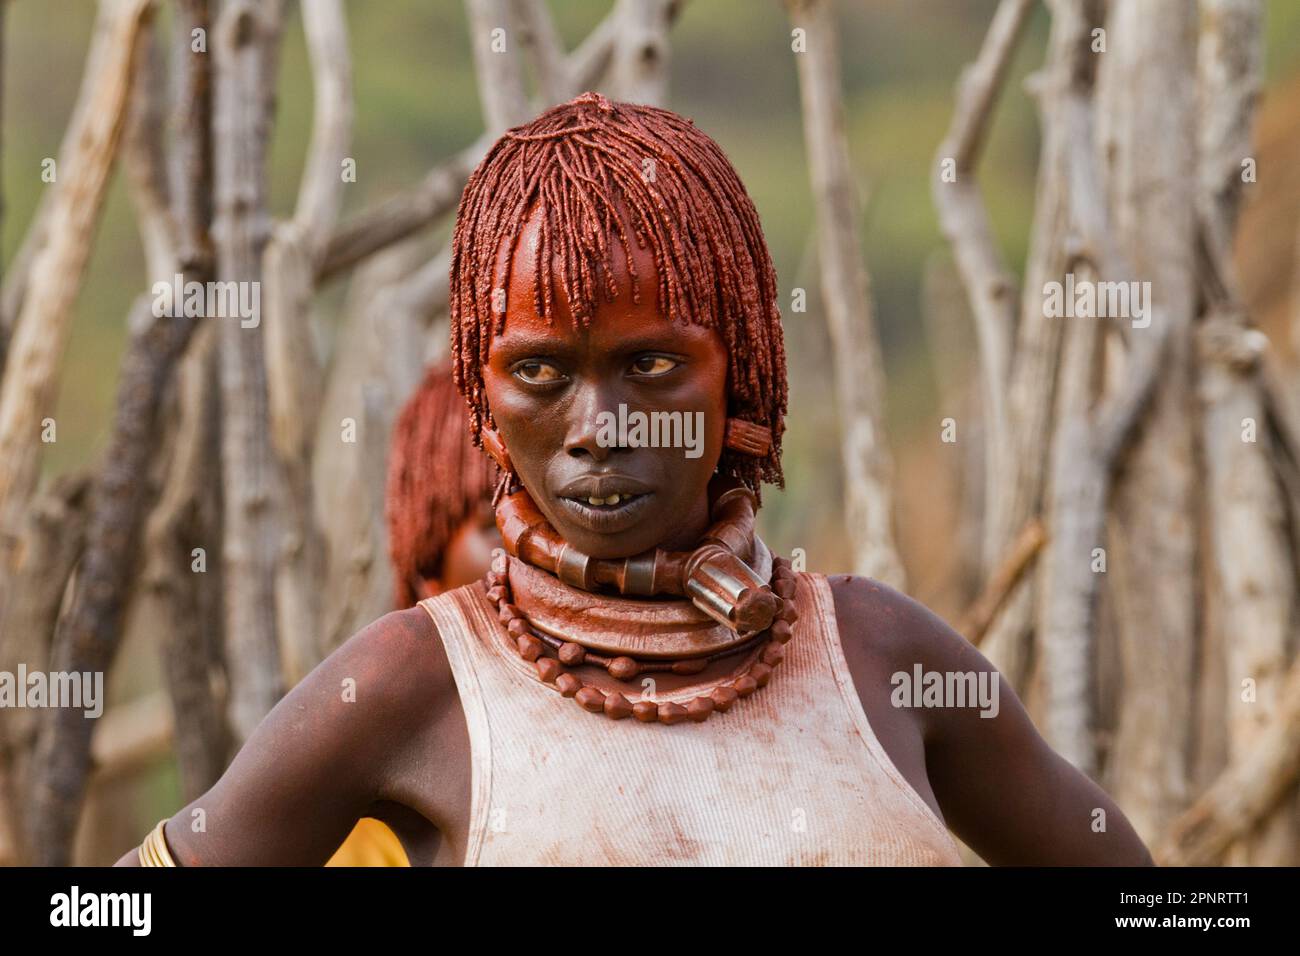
xmin=138 ymin=818 xmax=177 ymax=867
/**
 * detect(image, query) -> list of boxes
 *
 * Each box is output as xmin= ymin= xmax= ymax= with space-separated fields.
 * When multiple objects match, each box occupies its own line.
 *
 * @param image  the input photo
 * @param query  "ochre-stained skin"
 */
xmin=116 ymin=96 xmax=1152 ymax=867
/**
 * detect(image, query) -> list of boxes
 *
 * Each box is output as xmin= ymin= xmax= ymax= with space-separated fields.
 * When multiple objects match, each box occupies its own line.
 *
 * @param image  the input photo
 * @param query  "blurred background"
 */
xmin=1 ymin=0 xmax=1298 ymax=865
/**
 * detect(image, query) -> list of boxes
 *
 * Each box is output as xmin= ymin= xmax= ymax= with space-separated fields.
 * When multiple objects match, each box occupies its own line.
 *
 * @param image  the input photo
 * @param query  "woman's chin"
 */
xmin=549 ymin=492 xmax=660 ymax=554
xmin=552 ymin=522 xmax=662 ymax=561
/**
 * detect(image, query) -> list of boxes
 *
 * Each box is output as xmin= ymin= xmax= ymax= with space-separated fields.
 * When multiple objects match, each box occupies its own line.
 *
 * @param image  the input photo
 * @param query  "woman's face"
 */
xmin=482 ymin=205 xmax=728 ymax=559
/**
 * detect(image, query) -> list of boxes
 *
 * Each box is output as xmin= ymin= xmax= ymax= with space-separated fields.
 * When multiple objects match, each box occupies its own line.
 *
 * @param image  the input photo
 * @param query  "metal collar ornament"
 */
xmin=505 ymin=537 xmax=775 ymax=659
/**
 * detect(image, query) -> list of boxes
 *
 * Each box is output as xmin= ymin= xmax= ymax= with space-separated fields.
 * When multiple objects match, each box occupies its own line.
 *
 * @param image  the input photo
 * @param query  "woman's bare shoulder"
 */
xmin=316 ymin=604 xmax=457 ymax=731
xmin=822 ymin=573 xmax=973 ymax=669
xmin=822 ymin=572 xmax=999 ymax=728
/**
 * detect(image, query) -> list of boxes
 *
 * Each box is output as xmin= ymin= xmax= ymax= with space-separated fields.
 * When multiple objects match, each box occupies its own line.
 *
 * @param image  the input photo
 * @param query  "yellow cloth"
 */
xmin=325 ymin=817 xmax=410 ymax=867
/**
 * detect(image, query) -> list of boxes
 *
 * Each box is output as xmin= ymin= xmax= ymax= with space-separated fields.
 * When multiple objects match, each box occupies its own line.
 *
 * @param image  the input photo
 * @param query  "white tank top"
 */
xmin=419 ymin=571 xmax=962 ymax=866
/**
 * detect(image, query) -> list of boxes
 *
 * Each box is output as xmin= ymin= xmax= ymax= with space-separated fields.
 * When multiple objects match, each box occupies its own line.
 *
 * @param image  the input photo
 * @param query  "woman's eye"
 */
xmin=631 ymin=356 xmax=678 ymax=376
xmin=514 ymin=361 xmax=564 ymax=384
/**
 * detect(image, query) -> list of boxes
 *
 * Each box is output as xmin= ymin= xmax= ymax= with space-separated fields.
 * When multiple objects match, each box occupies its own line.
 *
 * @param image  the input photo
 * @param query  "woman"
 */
xmin=119 ymin=92 xmax=1152 ymax=866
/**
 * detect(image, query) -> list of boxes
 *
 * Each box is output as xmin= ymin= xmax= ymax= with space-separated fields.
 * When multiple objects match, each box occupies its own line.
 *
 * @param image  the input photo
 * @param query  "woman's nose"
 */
xmin=564 ymin=380 xmax=621 ymax=462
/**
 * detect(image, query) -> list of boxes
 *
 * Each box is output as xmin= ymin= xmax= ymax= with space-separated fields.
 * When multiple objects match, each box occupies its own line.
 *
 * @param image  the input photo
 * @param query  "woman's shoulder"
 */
xmin=821 ymin=573 xmax=980 ymax=674
xmin=304 ymin=602 xmax=458 ymax=729
xmin=329 ymin=603 xmax=443 ymax=668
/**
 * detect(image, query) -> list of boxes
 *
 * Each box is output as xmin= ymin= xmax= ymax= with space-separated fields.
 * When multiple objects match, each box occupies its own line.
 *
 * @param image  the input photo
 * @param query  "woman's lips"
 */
xmin=554 ymin=491 xmax=655 ymax=535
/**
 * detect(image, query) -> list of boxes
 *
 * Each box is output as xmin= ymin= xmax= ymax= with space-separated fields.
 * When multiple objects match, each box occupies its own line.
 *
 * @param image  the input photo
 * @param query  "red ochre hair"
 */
xmin=449 ymin=91 xmax=788 ymax=497
xmin=386 ymin=361 xmax=498 ymax=608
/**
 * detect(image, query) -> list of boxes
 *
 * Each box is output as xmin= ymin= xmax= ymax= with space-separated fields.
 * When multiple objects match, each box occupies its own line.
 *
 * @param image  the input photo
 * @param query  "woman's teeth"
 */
xmin=585 ymin=494 xmax=631 ymax=506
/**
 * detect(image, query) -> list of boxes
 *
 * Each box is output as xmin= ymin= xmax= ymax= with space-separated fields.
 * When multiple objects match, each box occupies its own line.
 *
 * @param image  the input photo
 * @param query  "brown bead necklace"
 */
xmin=483 ymin=549 xmax=800 ymax=724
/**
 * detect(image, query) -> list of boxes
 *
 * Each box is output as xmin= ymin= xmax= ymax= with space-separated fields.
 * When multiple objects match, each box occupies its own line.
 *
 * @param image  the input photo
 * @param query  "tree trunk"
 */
xmin=787 ymin=0 xmax=905 ymax=588
xmin=211 ymin=0 xmax=285 ymax=743
xmin=0 ymin=0 xmax=152 ymax=615
xmin=1100 ymin=0 xmax=1201 ymax=841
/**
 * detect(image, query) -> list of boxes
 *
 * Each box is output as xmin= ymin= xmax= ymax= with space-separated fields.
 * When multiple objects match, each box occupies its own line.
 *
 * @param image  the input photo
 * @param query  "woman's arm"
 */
xmin=832 ymin=575 xmax=1154 ymax=866
xmin=114 ymin=607 xmax=441 ymax=866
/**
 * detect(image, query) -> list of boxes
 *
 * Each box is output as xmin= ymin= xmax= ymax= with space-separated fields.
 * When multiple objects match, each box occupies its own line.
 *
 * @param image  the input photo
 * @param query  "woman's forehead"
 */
xmin=499 ymin=203 xmax=664 ymax=336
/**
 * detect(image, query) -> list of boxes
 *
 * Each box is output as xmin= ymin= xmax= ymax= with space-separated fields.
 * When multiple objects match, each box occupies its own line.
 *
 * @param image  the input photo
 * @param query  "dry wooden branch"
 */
xmin=973 ymin=1 xmax=1078 ymax=691
xmin=932 ymin=0 xmax=1034 ymax=514
xmin=0 ymin=0 xmax=6 ymax=292
xmin=0 ymin=189 xmax=52 ymax=365
xmin=315 ymin=146 xmax=479 ymax=284
xmin=1033 ymin=0 xmax=1159 ymax=777
xmin=958 ymin=519 xmax=1046 ymax=646
xmin=293 ymin=0 xmax=353 ymax=264
xmin=168 ymin=0 xmax=215 ymax=276
xmin=129 ymin=0 xmax=228 ymax=803
xmin=1259 ymin=357 xmax=1300 ymax=475
xmin=0 ymin=0 xmax=113 ymax=368
xmin=314 ymin=242 xmax=437 ymax=657
xmin=0 ymin=474 xmax=90 ymax=863
xmin=467 ymin=0 xmax=530 ymax=133
xmin=1197 ymin=319 xmax=1294 ymax=860
xmin=122 ymin=22 xmax=173 ymax=281
xmin=610 ymin=0 xmax=676 ymax=107
xmin=0 ymin=0 xmax=153 ymax=604
xmin=1101 ymin=0 xmax=1201 ymax=840
xmin=142 ymin=327 xmax=228 ymax=800
xmin=212 ymin=0 xmax=285 ymax=743
xmin=262 ymin=0 xmax=353 ymax=682
xmin=786 ymin=0 xmax=905 ymax=588
xmin=1197 ymin=0 xmax=1262 ymax=249
xmin=510 ymin=0 xmax=568 ymax=104
xmin=26 ymin=289 xmax=203 ymax=864
xmin=1155 ymin=647 xmax=1300 ymax=865
xmin=46 ymin=12 xmax=221 ymax=841
xmin=314 ymin=0 xmax=670 ymax=284
xmin=1191 ymin=0 xmax=1294 ymax=864
xmin=563 ymin=1 xmax=626 ymax=98
xmin=313 ymin=242 xmax=453 ymax=664
xmin=263 ymin=231 xmax=327 ymax=685
xmin=0 ymin=766 xmax=12 ymax=865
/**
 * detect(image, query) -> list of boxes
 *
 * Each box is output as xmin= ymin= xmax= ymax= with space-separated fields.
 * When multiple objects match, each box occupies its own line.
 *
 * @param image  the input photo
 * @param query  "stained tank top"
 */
xmin=418 ymin=570 xmax=962 ymax=866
